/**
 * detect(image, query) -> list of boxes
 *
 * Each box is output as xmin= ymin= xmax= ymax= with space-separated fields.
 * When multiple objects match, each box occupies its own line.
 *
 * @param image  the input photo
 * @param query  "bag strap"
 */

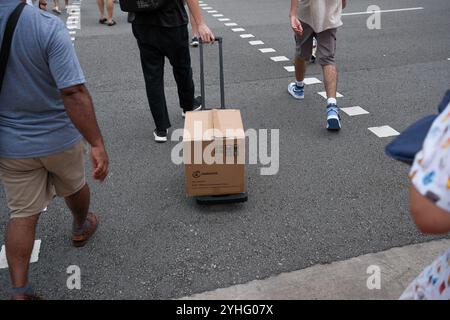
xmin=0 ymin=2 xmax=26 ymax=95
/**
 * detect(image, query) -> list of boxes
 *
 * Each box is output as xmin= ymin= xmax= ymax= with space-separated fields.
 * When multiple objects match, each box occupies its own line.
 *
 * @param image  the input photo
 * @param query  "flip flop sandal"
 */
xmin=52 ymin=8 xmax=61 ymax=14
xmin=99 ymin=18 xmax=107 ymax=24
xmin=107 ymin=20 xmax=117 ymax=26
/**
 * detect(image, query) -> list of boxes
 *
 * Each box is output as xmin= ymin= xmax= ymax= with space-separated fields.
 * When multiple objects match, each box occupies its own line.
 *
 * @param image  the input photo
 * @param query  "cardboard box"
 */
xmin=183 ymin=109 xmax=246 ymax=197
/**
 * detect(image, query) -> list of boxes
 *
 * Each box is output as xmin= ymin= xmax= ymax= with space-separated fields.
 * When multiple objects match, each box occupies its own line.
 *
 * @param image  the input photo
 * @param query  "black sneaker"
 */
xmin=191 ymin=37 xmax=199 ymax=47
xmin=182 ymin=96 xmax=202 ymax=118
xmin=153 ymin=129 xmax=168 ymax=143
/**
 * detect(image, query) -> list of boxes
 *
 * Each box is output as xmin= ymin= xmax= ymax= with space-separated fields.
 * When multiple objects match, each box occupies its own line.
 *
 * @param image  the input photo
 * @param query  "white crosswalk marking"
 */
xmin=249 ymin=40 xmax=264 ymax=45
xmin=270 ymin=56 xmax=290 ymax=62
xmin=259 ymin=48 xmax=276 ymax=53
xmin=284 ymin=66 xmax=295 ymax=72
xmin=368 ymin=126 xmax=400 ymax=138
xmin=317 ymin=91 xmax=344 ymax=99
xmin=341 ymin=106 xmax=370 ymax=116
xmin=0 ymin=240 xmax=42 ymax=269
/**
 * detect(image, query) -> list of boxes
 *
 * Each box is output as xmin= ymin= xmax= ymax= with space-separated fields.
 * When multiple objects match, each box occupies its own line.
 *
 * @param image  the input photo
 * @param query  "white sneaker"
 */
xmin=153 ymin=129 xmax=168 ymax=143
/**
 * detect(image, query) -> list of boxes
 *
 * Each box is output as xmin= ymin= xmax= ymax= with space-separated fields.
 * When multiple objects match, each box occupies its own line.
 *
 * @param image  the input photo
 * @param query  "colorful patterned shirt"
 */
xmin=401 ymin=101 xmax=450 ymax=300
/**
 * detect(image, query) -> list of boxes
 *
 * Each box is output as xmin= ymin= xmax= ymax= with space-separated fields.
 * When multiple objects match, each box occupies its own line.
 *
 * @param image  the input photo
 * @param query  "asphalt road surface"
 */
xmin=0 ymin=0 xmax=449 ymax=299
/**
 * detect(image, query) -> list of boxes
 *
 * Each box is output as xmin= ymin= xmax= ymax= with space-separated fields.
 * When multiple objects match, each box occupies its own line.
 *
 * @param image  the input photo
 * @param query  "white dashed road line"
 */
xmin=303 ymin=77 xmax=322 ymax=85
xmin=259 ymin=48 xmax=276 ymax=53
xmin=0 ymin=240 xmax=42 ymax=269
xmin=249 ymin=40 xmax=264 ymax=46
xmin=318 ymin=91 xmax=344 ymax=99
xmin=270 ymin=56 xmax=290 ymax=62
xmin=368 ymin=126 xmax=400 ymax=138
xmin=341 ymin=106 xmax=370 ymax=116
xmin=231 ymin=28 xmax=245 ymax=32
xmin=284 ymin=66 xmax=295 ymax=72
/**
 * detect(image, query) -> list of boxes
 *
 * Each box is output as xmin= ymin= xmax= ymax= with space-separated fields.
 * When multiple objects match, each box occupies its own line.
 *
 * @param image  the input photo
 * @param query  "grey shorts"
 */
xmin=295 ymin=22 xmax=337 ymax=66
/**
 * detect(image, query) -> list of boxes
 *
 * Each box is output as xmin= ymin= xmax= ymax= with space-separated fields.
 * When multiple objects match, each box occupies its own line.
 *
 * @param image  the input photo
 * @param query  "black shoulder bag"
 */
xmin=0 ymin=2 xmax=26 ymax=96
xmin=119 ymin=0 xmax=170 ymax=13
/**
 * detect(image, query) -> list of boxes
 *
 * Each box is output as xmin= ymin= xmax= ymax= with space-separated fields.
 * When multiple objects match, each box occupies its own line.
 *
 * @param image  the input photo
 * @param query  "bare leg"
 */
xmin=106 ymin=0 xmax=114 ymax=24
xmin=294 ymin=56 xmax=307 ymax=82
xmin=322 ymin=64 xmax=337 ymax=99
xmin=5 ymin=214 xmax=40 ymax=288
xmin=97 ymin=0 xmax=105 ymax=20
xmin=64 ymin=184 xmax=90 ymax=230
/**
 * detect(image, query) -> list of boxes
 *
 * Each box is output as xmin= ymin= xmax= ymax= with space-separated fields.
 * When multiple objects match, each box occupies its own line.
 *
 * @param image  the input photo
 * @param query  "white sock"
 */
xmin=296 ymin=80 xmax=304 ymax=88
xmin=327 ymin=97 xmax=337 ymax=106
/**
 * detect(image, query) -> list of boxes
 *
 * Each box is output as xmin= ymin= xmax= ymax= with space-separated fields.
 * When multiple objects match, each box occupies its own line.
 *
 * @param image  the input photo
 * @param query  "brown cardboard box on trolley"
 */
xmin=183 ymin=109 xmax=246 ymax=197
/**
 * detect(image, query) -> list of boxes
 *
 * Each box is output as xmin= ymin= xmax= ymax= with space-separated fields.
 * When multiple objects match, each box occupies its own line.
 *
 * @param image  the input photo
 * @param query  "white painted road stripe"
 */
xmin=284 ymin=66 xmax=295 ymax=72
xmin=249 ymin=40 xmax=264 ymax=45
xmin=318 ymin=91 xmax=344 ymax=99
xmin=218 ymin=18 xmax=230 ymax=21
xmin=303 ymin=77 xmax=322 ymax=85
xmin=259 ymin=48 xmax=276 ymax=53
xmin=270 ymin=56 xmax=290 ymax=62
xmin=231 ymin=28 xmax=245 ymax=32
xmin=0 ymin=240 xmax=42 ymax=269
xmin=212 ymin=14 xmax=223 ymax=17
xmin=342 ymin=7 xmax=424 ymax=16
xmin=368 ymin=126 xmax=400 ymax=138
xmin=341 ymin=106 xmax=370 ymax=116
xmin=224 ymin=22 xmax=237 ymax=26
xmin=207 ymin=10 xmax=217 ymax=13
xmin=240 ymin=34 xmax=255 ymax=39
xmin=202 ymin=7 xmax=212 ymax=10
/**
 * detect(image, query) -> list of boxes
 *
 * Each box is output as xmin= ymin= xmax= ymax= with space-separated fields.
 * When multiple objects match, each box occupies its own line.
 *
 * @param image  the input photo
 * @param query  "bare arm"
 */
xmin=61 ymin=84 xmax=109 ymax=182
xmin=289 ymin=0 xmax=302 ymax=34
xmin=409 ymin=185 xmax=450 ymax=234
xmin=186 ymin=0 xmax=214 ymax=42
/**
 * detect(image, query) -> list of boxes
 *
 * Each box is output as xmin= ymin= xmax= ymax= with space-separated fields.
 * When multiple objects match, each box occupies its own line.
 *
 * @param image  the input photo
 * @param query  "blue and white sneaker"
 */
xmin=326 ymin=104 xmax=341 ymax=131
xmin=288 ymin=82 xmax=305 ymax=100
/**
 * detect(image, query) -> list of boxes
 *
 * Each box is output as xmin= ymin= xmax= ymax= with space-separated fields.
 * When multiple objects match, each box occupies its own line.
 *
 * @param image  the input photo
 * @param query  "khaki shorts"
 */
xmin=295 ymin=22 xmax=337 ymax=66
xmin=0 ymin=140 xmax=87 ymax=219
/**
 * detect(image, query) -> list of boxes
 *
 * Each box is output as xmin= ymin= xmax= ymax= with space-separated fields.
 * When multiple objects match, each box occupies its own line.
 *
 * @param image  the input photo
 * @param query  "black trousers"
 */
xmin=132 ymin=24 xmax=195 ymax=130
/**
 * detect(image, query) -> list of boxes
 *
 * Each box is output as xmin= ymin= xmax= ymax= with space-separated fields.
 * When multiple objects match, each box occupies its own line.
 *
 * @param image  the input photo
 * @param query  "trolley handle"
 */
xmin=199 ymin=37 xmax=225 ymax=110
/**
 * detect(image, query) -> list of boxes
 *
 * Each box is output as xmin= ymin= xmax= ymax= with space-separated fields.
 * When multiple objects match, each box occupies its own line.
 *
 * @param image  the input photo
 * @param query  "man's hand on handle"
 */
xmin=197 ymin=23 xmax=215 ymax=43
xmin=187 ymin=0 xmax=215 ymax=43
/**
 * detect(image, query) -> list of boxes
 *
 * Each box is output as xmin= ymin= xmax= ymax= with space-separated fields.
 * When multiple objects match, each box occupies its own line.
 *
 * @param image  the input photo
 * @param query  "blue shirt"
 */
xmin=0 ymin=0 xmax=85 ymax=158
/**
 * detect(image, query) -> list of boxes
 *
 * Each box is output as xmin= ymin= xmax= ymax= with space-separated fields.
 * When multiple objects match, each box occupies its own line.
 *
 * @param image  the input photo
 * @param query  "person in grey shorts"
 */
xmin=288 ymin=0 xmax=347 ymax=130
